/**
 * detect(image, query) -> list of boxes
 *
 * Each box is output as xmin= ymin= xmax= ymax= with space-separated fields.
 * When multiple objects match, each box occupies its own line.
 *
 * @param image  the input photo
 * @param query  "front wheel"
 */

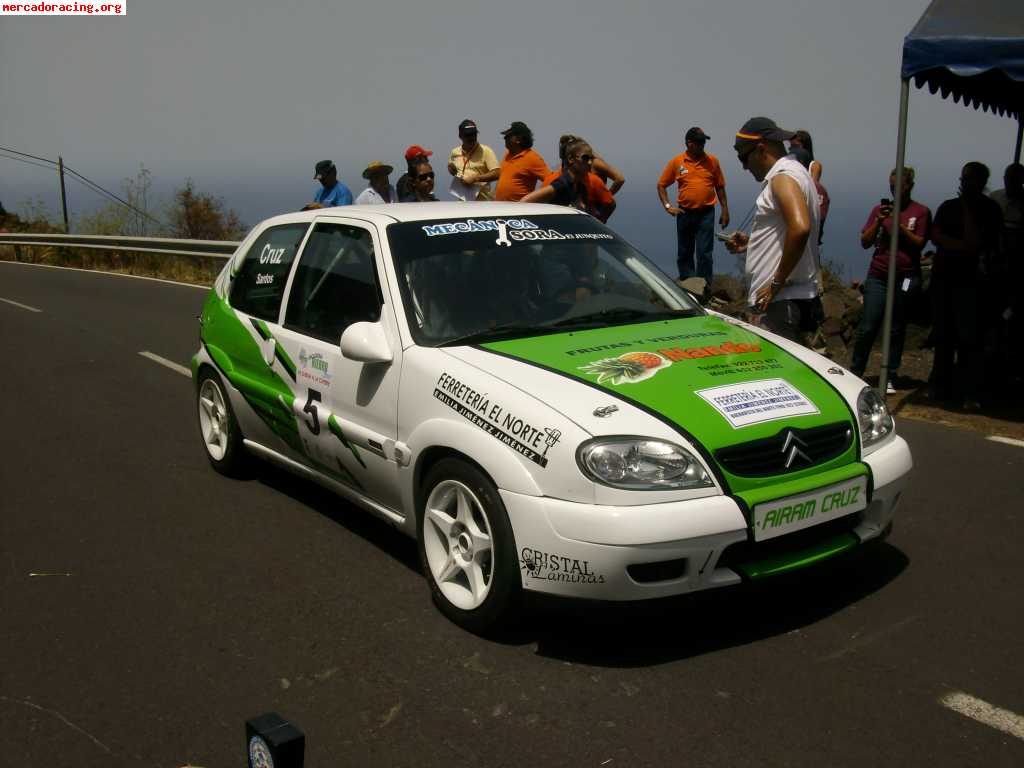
xmin=196 ymin=368 xmax=247 ymax=476
xmin=417 ymin=458 xmax=521 ymax=635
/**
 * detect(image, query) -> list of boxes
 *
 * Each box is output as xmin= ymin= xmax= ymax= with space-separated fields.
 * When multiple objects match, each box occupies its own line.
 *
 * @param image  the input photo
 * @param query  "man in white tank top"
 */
xmin=725 ymin=117 xmax=821 ymax=344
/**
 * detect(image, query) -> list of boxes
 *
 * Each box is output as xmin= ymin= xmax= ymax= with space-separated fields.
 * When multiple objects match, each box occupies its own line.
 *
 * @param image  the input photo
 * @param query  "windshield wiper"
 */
xmin=551 ymin=307 xmax=702 ymax=328
xmin=438 ymin=323 xmax=556 ymax=347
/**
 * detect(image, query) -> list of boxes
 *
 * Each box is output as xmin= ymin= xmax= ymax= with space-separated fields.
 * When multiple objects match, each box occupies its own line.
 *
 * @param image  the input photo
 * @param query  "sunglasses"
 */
xmin=738 ymin=145 xmax=757 ymax=169
xmin=577 ymin=154 xmax=594 ymax=163
xmin=417 ymin=172 xmax=435 ymax=181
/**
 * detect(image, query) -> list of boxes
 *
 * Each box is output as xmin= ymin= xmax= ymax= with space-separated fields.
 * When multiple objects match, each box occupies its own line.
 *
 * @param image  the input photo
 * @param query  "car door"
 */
xmin=274 ymin=218 xmax=403 ymax=511
xmin=222 ymin=221 xmax=311 ymax=458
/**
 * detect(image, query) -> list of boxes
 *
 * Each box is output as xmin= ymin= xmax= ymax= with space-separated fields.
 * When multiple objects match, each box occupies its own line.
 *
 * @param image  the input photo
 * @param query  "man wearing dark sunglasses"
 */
xmin=657 ymin=127 xmax=730 ymax=301
xmin=725 ymin=117 xmax=821 ymax=345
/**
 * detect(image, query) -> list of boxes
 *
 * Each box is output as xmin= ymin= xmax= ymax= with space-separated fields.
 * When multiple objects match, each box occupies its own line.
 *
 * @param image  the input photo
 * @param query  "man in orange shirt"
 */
xmin=495 ymin=121 xmax=550 ymax=201
xmin=657 ymin=127 xmax=730 ymax=297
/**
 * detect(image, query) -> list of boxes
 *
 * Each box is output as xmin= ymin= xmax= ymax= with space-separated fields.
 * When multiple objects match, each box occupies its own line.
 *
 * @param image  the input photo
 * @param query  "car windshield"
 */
xmin=387 ymin=214 xmax=703 ymax=346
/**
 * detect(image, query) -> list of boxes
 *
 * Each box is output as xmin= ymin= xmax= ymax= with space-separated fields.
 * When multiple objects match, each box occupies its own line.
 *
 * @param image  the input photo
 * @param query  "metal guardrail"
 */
xmin=0 ymin=233 xmax=240 ymax=260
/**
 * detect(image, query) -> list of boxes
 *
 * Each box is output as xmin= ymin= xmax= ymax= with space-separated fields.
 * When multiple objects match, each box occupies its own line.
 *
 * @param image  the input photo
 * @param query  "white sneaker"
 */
xmin=885 ymin=381 xmax=896 ymax=395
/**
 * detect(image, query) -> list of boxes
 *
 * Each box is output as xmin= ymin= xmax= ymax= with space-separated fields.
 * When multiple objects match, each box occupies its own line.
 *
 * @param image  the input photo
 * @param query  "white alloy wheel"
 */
xmin=199 ymin=377 xmax=230 ymax=461
xmin=423 ymin=479 xmax=495 ymax=610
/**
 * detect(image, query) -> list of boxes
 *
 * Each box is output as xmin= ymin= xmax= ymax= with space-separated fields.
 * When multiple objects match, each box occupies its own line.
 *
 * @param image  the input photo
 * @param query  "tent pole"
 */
xmin=879 ymin=78 xmax=910 ymax=397
xmin=1015 ymin=114 xmax=1022 ymax=163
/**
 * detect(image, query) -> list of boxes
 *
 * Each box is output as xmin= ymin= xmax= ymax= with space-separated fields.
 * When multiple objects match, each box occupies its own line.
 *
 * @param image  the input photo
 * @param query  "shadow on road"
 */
xmin=524 ymin=543 xmax=910 ymax=667
xmin=249 ymin=458 xmax=423 ymax=576
xmin=242 ymin=456 xmax=910 ymax=668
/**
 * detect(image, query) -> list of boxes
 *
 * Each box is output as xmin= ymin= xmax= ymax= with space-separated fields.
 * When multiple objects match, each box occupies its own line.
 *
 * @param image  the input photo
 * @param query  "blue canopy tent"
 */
xmin=878 ymin=0 xmax=1024 ymax=394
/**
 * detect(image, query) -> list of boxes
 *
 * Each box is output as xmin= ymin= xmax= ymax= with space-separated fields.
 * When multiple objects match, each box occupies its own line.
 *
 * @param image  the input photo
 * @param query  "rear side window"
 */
xmin=285 ymin=223 xmax=382 ymax=344
xmin=230 ymin=223 xmax=309 ymax=321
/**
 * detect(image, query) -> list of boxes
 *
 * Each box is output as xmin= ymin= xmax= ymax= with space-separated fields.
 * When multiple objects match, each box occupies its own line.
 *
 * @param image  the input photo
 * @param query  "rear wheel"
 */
xmin=197 ymin=368 xmax=247 ymax=476
xmin=418 ymin=458 xmax=521 ymax=635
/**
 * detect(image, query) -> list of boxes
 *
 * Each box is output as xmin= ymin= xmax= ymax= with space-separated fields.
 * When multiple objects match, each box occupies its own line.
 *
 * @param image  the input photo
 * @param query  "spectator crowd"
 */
xmin=296 ymin=115 xmax=1023 ymax=412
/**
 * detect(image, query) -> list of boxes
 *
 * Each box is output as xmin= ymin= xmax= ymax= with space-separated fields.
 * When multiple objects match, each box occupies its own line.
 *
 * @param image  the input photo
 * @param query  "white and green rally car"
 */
xmin=192 ymin=203 xmax=911 ymax=633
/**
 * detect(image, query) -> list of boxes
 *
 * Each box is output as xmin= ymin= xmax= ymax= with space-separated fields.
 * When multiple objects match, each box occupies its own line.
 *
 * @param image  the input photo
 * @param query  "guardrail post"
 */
xmin=57 ymin=156 xmax=70 ymax=234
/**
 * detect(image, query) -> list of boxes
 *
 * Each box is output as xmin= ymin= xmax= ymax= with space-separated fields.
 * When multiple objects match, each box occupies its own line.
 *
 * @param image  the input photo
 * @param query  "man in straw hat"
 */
xmin=355 ymin=160 xmax=396 ymax=204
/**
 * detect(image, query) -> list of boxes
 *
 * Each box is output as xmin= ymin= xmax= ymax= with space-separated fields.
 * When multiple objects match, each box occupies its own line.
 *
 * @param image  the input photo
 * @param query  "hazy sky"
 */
xmin=1 ymin=0 xmax=1020 ymax=278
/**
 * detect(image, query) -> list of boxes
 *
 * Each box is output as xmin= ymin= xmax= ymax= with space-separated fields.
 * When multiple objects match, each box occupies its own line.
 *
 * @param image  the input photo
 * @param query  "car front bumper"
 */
xmin=502 ymin=435 xmax=912 ymax=600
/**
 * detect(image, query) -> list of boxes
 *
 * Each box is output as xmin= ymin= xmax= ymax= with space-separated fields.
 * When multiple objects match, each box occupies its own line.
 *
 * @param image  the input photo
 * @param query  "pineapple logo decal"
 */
xmin=579 ymin=351 xmax=670 ymax=385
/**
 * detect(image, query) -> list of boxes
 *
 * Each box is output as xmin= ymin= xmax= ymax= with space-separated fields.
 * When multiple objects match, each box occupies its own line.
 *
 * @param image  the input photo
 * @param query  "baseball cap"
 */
xmin=314 ymin=160 xmax=335 ymax=180
xmin=404 ymin=144 xmax=433 ymax=161
xmin=458 ymin=119 xmax=478 ymax=135
xmin=362 ymin=160 xmax=394 ymax=180
xmin=501 ymin=121 xmax=531 ymax=137
xmin=685 ymin=127 xmax=710 ymax=143
xmin=734 ymin=117 xmax=796 ymax=152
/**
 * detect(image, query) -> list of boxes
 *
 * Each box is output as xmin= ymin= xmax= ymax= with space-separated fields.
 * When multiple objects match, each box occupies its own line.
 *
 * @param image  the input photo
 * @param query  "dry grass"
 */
xmin=0 ymin=244 xmax=220 ymax=286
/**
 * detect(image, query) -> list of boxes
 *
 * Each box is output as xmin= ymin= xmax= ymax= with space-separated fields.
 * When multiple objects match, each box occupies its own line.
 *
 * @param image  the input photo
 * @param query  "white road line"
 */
xmin=0 ymin=297 xmax=43 ymax=313
xmin=987 ymin=435 xmax=1024 ymax=449
xmin=0 ymin=260 xmax=210 ymax=290
xmin=139 ymin=351 xmax=191 ymax=378
xmin=940 ymin=691 xmax=1024 ymax=741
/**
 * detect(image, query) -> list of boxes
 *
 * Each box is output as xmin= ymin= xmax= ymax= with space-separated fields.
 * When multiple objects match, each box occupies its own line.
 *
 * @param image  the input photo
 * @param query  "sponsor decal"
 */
xmin=421 ymin=218 xmax=538 ymax=237
xmin=433 ymin=372 xmax=560 ymax=467
xmin=696 ymin=378 xmax=819 ymax=428
xmin=255 ymin=273 xmax=274 ymax=285
xmin=520 ymin=547 xmax=606 ymax=585
xmin=753 ymin=476 xmax=867 ymax=541
xmin=298 ymin=348 xmax=331 ymax=386
xmin=657 ymin=341 xmax=761 ymax=361
xmin=695 ymin=356 xmax=784 ymax=378
xmin=579 ymin=351 xmax=670 ymax=385
xmin=578 ymin=342 xmax=761 ymax=386
xmin=419 ymin=218 xmax=614 ymax=243
xmin=593 ymin=404 xmax=619 ymax=418
xmin=827 ymin=366 xmax=845 ymax=376
xmin=563 ymin=330 xmax=727 ymax=357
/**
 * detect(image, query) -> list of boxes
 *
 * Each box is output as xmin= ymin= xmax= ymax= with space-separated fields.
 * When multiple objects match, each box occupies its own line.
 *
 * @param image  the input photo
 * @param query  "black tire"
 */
xmin=417 ymin=458 xmax=522 ymax=635
xmin=196 ymin=368 xmax=248 ymax=477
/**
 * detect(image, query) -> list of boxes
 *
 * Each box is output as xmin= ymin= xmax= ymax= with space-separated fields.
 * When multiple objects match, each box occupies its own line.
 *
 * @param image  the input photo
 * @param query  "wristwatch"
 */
xmin=770 ymin=277 xmax=785 ymax=290
xmin=664 ymin=203 xmax=671 ymax=210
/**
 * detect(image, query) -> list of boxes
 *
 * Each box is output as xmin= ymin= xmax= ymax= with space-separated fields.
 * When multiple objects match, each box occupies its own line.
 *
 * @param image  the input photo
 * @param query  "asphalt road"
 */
xmin=2 ymin=260 xmax=1023 ymax=768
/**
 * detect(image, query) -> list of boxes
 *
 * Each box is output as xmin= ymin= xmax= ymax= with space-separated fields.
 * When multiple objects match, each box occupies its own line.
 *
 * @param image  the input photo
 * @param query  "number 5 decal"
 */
xmin=303 ymin=389 xmax=322 ymax=435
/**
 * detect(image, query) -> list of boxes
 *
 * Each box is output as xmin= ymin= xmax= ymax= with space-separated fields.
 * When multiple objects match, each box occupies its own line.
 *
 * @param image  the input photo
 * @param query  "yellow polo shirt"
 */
xmin=448 ymin=143 xmax=500 ymax=201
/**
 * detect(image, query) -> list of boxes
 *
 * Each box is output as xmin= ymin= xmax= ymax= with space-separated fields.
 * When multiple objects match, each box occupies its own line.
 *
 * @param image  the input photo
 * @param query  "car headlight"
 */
xmin=857 ymin=387 xmax=894 ymax=448
xmin=577 ymin=437 xmax=713 ymax=490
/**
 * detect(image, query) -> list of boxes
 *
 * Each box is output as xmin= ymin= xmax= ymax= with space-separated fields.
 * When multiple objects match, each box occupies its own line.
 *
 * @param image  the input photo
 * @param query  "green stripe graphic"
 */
xmin=482 ymin=315 xmax=856 ymax=493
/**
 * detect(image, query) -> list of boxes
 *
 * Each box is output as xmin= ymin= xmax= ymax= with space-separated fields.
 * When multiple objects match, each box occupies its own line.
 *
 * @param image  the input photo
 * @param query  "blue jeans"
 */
xmin=850 ymin=275 xmax=915 ymax=377
xmin=676 ymin=207 xmax=715 ymax=287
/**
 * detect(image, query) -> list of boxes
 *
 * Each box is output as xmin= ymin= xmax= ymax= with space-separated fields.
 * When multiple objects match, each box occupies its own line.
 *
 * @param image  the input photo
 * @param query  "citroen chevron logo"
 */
xmin=781 ymin=430 xmax=812 ymax=469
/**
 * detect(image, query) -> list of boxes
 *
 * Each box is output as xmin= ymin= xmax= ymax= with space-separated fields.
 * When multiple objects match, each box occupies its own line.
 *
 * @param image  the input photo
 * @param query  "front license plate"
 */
xmin=753 ymin=476 xmax=868 ymax=542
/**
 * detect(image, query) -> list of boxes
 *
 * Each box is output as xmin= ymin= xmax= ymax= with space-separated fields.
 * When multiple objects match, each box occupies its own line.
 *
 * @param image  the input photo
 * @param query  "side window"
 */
xmin=285 ymin=223 xmax=382 ymax=344
xmin=229 ymin=223 xmax=309 ymax=321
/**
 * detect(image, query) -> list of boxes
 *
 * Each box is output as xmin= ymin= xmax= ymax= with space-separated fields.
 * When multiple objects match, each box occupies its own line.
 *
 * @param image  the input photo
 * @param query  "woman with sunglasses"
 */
xmin=400 ymin=162 xmax=439 ymax=202
xmin=521 ymin=139 xmax=594 ymax=213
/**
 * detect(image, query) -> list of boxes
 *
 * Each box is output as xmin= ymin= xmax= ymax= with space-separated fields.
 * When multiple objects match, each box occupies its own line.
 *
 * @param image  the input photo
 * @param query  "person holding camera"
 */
xmin=850 ymin=167 xmax=931 ymax=391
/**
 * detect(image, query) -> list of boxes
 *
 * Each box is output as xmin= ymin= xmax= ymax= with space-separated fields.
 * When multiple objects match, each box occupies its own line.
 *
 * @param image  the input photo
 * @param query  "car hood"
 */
xmin=471 ymin=314 xmax=854 ymax=454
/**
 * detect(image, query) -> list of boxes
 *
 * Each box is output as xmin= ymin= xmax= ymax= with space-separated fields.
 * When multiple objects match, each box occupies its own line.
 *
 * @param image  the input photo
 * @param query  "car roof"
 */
xmin=250 ymin=202 xmax=587 ymax=229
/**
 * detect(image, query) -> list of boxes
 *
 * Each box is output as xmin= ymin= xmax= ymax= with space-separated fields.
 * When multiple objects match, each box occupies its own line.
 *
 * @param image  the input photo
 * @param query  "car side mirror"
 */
xmin=340 ymin=321 xmax=393 ymax=364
